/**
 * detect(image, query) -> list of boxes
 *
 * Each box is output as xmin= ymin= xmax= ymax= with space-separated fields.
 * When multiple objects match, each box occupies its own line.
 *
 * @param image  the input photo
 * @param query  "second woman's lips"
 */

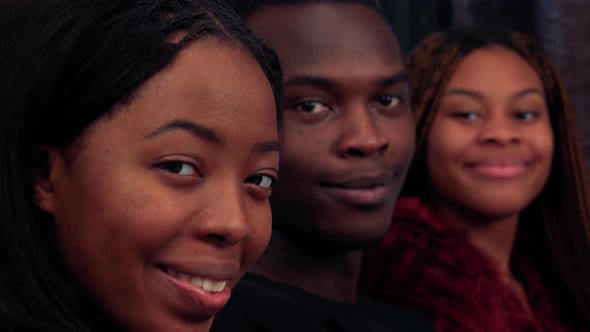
xmin=464 ymin=159 xmax=531 ymax=180
xmin=320 ymin=175 xmax=394 ymax=206
xmin=466 ymin=163 xmax=528 ymax=179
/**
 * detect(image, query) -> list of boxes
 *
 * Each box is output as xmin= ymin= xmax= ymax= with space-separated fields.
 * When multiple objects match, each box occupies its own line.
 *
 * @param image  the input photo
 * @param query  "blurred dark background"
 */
xmin=384 ymin=0 xmax=590 ymax=170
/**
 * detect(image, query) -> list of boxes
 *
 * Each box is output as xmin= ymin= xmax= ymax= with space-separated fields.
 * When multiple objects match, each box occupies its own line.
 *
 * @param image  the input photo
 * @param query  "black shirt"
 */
xmin=212 ymin=273 xmax=434 ymax=332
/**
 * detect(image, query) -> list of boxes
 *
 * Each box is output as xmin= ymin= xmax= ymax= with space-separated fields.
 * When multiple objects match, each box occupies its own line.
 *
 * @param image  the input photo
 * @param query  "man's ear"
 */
xmin=31 ymin=146 xmax=66 ymax=215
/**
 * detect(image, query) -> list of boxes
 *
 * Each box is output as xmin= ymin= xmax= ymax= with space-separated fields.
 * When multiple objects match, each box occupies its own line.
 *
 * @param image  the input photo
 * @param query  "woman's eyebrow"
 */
xmin=145 ymin=119 xmax=225 ymax=147
xmin=444 ymin=88 xmax=483 ymax=100
xmin=512 ymin=88 xmax=544 ymax=99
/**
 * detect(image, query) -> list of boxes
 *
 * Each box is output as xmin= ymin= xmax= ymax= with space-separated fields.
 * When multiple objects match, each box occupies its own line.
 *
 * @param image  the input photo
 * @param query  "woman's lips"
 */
xmin=159 ymin=267 xmax=232 ymax=318
xmin=155 ymin=261 xmax=239 ymax=318
xmin=165 ymin=268 xmax=229 ymax=292
xmin=465 ymin=162 xmax=529 ymax=179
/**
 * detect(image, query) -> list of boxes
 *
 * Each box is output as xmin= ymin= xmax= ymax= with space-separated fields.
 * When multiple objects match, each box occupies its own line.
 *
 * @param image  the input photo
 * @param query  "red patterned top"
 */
xmin=360 ymin=196 xmax=583 ymax=332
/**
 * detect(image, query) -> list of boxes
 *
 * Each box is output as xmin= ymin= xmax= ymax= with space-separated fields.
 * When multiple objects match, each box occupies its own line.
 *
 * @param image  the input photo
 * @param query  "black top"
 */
xmin=212 ymin=273 xmax=434 ymax=332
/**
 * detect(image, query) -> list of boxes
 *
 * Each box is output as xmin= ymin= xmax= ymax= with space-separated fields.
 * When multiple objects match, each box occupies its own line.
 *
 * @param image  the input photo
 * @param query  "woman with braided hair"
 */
xmin=360 ymin=26 xmax=590 ymax=331
xmin=0 ymin=0 xmax=282 ymax=331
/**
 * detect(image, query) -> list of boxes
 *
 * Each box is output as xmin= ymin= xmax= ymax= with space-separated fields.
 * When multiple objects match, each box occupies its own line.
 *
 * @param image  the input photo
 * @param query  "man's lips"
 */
xmin=319 ymin=174 xmax=396 ymax=206
xmin=320 ymin=174 xmax=393 ymax=189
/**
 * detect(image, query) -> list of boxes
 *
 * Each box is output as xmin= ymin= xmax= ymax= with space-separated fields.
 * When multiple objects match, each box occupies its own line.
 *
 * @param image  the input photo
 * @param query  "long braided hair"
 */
xmin=403 ymin=26 xmax=590 ymax=324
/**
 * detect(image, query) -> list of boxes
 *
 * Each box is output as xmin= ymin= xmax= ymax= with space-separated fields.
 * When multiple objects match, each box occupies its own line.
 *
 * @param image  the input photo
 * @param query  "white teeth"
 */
xmin=216 ymin=281 xmax=227 ymax=292
xmin=199 ymin=278 xmax=227 ymax=293
xmin=166 ymin=268 xmax=227 ymax=293
xmin=190 ymin=276 xmax=204 ymax=288
xmin=200 ymin=279 xmax=227 ymax=292
xmin=202 ymin=279 xmax=214 ymax=291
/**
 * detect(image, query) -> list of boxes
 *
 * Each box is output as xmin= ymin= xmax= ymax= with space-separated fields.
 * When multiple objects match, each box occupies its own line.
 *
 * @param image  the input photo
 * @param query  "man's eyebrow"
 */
xmin=381 ymin=72 xmax=409 ymax=86
xmin=254 ymin=141 xmax=280 ymax=153
xmin=145 ymin=119 xmax=224 ymax=147
xmin=283 ymin=75 xmax=336 ymax=90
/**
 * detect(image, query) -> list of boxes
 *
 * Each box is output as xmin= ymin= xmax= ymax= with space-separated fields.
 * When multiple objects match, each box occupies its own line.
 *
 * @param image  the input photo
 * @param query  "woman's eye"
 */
xmin=294 ymin=100 xmax=331 ymax=114
xmin=156 ymin=161 xmax=197 ymax=176
xmin=514 ymin=111 xmax=539 ymax=121
xmin=452 ymin=111 xmax=481 ymax=121
xmin=376 ymin=95 xmax=401 ymax=109
xmin=246 ymin=174 xmax=276 ymax=189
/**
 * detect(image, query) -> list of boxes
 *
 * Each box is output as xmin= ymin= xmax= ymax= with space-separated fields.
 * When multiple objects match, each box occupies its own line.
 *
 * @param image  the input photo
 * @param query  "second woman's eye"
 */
xmin=246 ymin=173 xmax=276 ymax=189
xmin=294 ymin=100 xmax=331 ymax=114
xmin=156 ymin=161 xmax=198 ymax=176
xmin=451 ymin=111 xmax=481 ymax=121
xmin=514 ymin=110 xmax=540 ymax=121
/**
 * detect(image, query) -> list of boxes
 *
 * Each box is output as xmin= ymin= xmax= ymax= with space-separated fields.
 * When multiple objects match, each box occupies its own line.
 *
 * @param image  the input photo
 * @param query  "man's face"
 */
xmin=248 ymin=3 xmax=415 ymax=250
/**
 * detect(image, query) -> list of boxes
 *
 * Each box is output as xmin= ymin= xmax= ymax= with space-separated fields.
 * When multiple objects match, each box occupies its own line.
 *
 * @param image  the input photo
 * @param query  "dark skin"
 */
xmin=247 ymin=3 xmax=415 ymax=303
xmin=427 ymin=46 xmax=553 ymax=319
xmin=34 ymin=41 xmax=279 ymax=332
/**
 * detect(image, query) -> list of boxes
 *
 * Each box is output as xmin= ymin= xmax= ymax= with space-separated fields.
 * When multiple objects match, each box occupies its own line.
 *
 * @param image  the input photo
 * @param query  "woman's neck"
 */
xmin=430 ymin=199 xmax=519 ymax=277
xmin=251 ymin=231 xmax=362 ymax=304
xmin=430 ymin=198 xmax=535 ymax=319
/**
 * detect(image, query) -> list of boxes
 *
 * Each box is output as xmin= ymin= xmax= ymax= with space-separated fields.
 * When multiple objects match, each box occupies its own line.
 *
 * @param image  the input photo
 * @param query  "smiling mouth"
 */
xmin=161 ymin=267 xmax=228 ymax=293
xmin=320 ymin=175 xmax=394 ymax=206
xmin=465 ymin=162 xmax=530 ymax=179
xmin=321 ymin=175 xmax=390 ymax=189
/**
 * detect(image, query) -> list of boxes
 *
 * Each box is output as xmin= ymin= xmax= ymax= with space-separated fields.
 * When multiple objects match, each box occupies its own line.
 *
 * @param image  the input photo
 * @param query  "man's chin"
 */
xmin=282 ymin=228 xmax=390 ymax=254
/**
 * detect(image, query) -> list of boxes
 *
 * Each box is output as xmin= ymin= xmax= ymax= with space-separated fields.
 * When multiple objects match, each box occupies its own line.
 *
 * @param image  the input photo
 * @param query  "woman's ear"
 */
xmin=31 ymin=146 xmax=66 ymax=215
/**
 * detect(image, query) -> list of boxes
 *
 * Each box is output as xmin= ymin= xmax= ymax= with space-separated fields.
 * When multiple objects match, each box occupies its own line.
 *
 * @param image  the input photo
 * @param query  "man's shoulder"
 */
xmin=211 ymin=274 xmax=315 ymax=331
xmin=215 ymin=273 xmax=317 ymax=317
xmin=212 ymin=274 xmax=433 ymax=332
xmin=355 ymin=294 xmax=434 ymax=331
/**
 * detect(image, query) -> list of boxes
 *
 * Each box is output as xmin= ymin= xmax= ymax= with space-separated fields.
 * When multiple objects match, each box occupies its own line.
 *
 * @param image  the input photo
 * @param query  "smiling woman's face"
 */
xmin=427 ymin=45 xmax=553 ymax=222
xmin=34 ymin=39 xmax=279 ymax=332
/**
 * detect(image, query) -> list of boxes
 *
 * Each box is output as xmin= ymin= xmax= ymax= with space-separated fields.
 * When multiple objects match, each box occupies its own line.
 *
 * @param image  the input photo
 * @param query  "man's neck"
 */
xmin=251 ymin=231 xmax=362 ymax=303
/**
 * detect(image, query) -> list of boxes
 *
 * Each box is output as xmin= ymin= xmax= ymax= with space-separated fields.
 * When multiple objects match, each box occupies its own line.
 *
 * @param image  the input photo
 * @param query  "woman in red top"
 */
xmin=360 ymin=26 xmax=590 ymax=331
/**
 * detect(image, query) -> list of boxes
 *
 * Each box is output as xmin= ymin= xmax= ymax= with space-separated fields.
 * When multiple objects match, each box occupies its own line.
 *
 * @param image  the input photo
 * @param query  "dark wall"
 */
xmin=557 ymin=1 xmax=590 ymax=168
xmin=381 ymin=0 xmax=451 ymax=55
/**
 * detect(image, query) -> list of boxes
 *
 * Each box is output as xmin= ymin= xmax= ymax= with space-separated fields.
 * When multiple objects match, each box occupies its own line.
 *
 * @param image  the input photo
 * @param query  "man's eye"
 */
xmin=246 ymin=174 xmax=276 ymax=188
xmin=156 ymin=161 xmax=197 ymax=176
xmin=294 ymin=100 xmax=331 ymax=114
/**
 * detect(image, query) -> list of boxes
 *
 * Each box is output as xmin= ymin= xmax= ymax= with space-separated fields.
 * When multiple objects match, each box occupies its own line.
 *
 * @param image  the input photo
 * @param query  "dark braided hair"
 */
xmin=0 ymin=0 xmax=281 ymax=330
xmin=403 ymin=25 xmax=590 ymax=326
